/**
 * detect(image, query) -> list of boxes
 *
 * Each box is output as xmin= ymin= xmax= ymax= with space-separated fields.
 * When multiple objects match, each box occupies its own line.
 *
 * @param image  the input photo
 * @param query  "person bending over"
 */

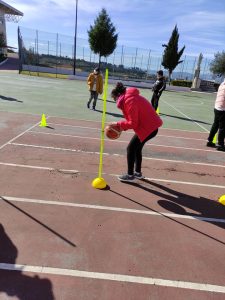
xmin=110 ymin=82 xmax=163 ymax=182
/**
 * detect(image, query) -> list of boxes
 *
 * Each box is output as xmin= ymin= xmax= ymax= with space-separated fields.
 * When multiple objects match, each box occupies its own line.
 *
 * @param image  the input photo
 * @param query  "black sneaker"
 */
xmin=217 ymin=145 xmax=225 ymax=152
xmin=118 ymin=174 xmax=135 ymax=182
xmin=92 ymin=107 xmax=96 ymax=110
xmin=206 ymin=141 xmax=216 ymax=148
xmin=134 ymin=172 xmax=145 ymax=179
xmin=87 ymin=103 xmax=90 ymax=109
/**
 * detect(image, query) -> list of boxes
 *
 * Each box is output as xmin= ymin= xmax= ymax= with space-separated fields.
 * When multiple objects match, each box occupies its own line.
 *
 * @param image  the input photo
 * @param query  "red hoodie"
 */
xmin=116 ymin=87 xmax=163 ymax=142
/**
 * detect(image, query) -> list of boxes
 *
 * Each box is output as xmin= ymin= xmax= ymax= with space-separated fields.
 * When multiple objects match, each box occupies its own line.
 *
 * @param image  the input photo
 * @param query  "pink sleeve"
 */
xmin=117 ymin=101 xmax=139 ymax=131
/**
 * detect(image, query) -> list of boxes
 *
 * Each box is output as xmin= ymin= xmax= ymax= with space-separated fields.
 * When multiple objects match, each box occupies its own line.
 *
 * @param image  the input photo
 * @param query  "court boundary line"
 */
xmin=46 ymin=121 xmax=209 ymax=134
xmin=0 ymin=114 xmax=51 ymax=150
xmin=8 ymin=143 xmax=225 ymax=168
xmin=10 ymin=133 xmax=223 ymax=154
xmin=3 ymin=196 xmax=225 ymax=223
xmin=30 ymin=128 xmax=207 ymax=142
xmin=0 ymin=109 xmax=210 ymax=134
xmin=0 ymin=162 xmax=225 ymax=189
xmin=163 ymin=99 xmax=210 ymax=133
xmin=0 ymin=263 xmax=225 ymax=293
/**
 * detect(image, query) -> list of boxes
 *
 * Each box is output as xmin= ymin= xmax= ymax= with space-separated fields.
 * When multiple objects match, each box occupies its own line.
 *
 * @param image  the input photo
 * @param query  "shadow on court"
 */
xmin=109 ymin=182 xmax=225 ymax=245
xmin=1 ymin=197 xmax=76 ymax=248
xmin=160 ymin=113 xmax=211 ymax=125
xmin=0 ymin=95 xmax=23 ymax=103
xmin=0 ymin=224 xmax=55 ymax=300
xmin=94 ymin=109 xmax=123 ymax=118
xmin=98 ymin=98 xmax=115 ymax=104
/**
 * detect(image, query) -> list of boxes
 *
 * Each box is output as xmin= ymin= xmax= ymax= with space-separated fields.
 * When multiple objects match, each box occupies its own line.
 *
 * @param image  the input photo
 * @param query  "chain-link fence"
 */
xmin=18 ymin=26 xmax=214 ymax=82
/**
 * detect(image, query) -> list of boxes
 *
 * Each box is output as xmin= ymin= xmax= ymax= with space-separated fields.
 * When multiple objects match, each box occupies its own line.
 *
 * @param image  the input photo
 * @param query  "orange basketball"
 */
xmin=105 ymin=124 xmax=121 ymax=140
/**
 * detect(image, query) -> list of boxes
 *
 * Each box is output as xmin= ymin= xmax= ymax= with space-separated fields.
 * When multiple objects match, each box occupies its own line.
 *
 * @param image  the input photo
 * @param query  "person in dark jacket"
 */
xmin=151 ymin=70 xmax=166 ymax=111
xmin=109 ymin=82 xmax=163 ymax=182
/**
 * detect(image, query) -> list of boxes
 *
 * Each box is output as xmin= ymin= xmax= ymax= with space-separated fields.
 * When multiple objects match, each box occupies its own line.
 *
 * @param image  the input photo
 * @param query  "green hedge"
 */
xmin=171 ymin=80 xmax=192 ymax=87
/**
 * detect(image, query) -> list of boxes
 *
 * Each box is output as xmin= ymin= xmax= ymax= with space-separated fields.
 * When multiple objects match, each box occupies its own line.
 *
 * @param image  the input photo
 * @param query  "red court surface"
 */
xmin=0 ymin=111 xmax=225 ymax=300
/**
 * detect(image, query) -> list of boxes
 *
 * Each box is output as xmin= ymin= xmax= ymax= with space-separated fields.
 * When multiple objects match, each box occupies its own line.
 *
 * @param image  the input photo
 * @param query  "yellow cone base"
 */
xmin=92 ymin=177 xmax=107 ymax=189
xmin=218 ymin=195 xmax=225 ymax=206
xmin=39 ymin=114 xmax=48 ymax=127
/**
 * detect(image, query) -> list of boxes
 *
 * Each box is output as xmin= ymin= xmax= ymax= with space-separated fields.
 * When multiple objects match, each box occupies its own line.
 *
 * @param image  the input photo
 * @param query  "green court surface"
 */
xmin=0 ymin=72 xmax=215 ymax=132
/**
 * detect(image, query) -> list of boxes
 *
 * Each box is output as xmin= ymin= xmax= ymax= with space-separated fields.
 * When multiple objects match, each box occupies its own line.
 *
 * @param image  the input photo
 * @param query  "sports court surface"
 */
xmin=0 ymin=72 xmax=225 ymax=300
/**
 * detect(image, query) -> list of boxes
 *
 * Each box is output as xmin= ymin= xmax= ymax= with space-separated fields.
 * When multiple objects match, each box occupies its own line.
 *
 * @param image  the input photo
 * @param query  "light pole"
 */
xmin=73 ymin=0 xmax=78 ymax=75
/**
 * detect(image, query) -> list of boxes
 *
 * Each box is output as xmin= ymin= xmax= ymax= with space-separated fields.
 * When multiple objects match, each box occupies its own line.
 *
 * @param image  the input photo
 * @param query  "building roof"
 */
xmin=0 ymin=0 xmax=23 ymax=16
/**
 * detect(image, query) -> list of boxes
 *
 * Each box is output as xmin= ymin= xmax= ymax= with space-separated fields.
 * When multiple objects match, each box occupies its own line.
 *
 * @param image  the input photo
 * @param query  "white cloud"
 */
xmin=5 ymin=0 xmax=225 ymax=58
xmin=176 ymin=11 xmax=225 ymax=32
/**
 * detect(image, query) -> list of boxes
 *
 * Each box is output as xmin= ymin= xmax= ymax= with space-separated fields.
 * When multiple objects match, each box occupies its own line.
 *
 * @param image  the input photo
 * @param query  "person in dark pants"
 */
xmin=207 ymin=79 xmax=225 ymax=151
xmin=87 ymin=67 xmax=103 ymax=110
xmin=151 ymin=70 xmax=166 ymax=111
xmin=109 ymin=82 xmax=163 ymax=182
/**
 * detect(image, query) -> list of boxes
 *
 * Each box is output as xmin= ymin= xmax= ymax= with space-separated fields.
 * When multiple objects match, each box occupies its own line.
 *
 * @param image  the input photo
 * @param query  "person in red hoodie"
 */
xmin=110 ymin=82 xmax=163 ymax=182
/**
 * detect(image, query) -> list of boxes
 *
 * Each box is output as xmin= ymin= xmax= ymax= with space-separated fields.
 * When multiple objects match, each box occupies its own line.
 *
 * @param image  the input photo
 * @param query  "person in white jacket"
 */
xmin=207 ymin=79 xmax=225 ymax=151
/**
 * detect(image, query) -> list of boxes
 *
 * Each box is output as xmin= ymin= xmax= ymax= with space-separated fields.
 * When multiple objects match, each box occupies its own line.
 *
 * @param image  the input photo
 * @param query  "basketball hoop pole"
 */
xmin=73 ymin=0 xmax=78 ymax=75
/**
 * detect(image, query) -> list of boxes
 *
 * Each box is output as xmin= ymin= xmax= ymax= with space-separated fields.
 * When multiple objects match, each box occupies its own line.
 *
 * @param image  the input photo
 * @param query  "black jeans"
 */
xmin=151 ymin=92 xmax=160 ymax=110
xmin=127 ymin=129 xmax=158 ymax=175
xmin=88 ymin=91 xmax=98 ymax=108
xmin=208 ymin=109 xmax=225 ymax=147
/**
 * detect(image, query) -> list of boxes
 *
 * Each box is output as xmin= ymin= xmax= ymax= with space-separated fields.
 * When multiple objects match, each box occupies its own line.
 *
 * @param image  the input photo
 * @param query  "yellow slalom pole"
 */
xmin=92 ymin=69 xmax=108 ymax=189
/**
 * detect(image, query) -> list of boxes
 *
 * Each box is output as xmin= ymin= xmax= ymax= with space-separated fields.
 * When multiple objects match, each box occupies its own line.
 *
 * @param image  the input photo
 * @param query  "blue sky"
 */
xmin=5 ymin=0 xmax=225 ymax=58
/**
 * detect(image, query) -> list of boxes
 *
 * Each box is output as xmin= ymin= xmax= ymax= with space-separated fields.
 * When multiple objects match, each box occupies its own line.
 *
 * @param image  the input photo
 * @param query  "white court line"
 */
xmin=0 ymin=263 xmax=225 ymax=293
xmin=3 ymin=196 xmax=225 ymax=223
xmin=136 ymin=176 xmax=225 ymax=189
xmin=30 ymin=129 xmax=206 ymax=142
xmin=0 ymin=162 xmax=79 ymax=173
xmin=47 ymin=122 xmax=209 ymax=134
xmin=8 ymin=142 xmax=225 ymax=168
xmin=0 ymin=118 xmax=45 ymax=150
xmin=0 ymin=161 xmax=224 ymax=189
xmin=13 ymin=132 xmax=223 ymax=154
xmin=163 ymin=100 xmax=210 ymax=133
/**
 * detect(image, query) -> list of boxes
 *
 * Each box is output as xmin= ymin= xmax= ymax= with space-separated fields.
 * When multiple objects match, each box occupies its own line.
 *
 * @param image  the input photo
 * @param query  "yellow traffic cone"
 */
xmin=212 ymin=133 xmax=217 ymax=145
xmin=39 ymin=114 xmax=48 ymax=127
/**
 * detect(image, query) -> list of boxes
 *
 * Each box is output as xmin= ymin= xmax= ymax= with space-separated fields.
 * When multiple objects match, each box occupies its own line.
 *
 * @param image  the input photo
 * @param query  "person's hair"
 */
xmin=157 ymin=70 xmax=163 ymax=76
xmin=111 ymin=82 xmax=126 ymax=98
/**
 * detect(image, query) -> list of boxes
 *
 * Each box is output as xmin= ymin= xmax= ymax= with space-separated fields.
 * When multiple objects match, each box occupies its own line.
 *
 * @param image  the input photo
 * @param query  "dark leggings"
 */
xmin=151 ymin=93 xmax=160 ymax=110
xmin=208 ymin=109 xmax=225 ymax=146
xmin=127 ymin=129 xmax=158 ymax=175
xmin=88 ymin=91 xmax=98 ymax=108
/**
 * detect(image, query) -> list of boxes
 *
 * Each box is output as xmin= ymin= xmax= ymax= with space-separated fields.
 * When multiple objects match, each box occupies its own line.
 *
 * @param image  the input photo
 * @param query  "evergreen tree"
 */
xmin=88 ymin=8 xmax=118 ymax=67
xmin=210 ymin=51 xmax=225 ymax=76
xmin=162 ymin=25 xmax=185 ymax=84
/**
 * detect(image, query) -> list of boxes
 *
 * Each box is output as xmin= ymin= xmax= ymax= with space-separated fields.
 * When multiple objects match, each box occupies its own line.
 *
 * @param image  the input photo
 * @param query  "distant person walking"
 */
xmin=87 ymin=67 xmax=103 ymax=110
xmin=206 ymin=78 xmax=225 ymax=151
xmin=110 ymin=82 xmax=163 ymax=182
xmin=151 ymin=70 xmax=166 ymax=111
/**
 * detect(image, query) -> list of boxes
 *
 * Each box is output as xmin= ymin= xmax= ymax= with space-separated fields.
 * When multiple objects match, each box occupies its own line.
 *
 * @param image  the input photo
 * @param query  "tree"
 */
xmin=161 ymin=25 xmax=185 ymax=84
xmin=210 ymin=51 xmax=225 ymax=77
xmin=88 ymin=8 xmax=118 ymax=67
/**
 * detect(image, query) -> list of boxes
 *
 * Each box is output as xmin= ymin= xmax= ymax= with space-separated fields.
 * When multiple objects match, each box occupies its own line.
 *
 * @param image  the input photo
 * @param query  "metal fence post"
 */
xmin=146 ymin=49 xmax=151 ymax=80
xmin=56 ymin=33 xmax=58 ymax=77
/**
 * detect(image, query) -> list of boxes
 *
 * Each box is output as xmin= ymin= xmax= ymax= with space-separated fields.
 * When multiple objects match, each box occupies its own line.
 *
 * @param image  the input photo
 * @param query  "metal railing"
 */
xmin=18 ymin=26 xmax=214 ymax=81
